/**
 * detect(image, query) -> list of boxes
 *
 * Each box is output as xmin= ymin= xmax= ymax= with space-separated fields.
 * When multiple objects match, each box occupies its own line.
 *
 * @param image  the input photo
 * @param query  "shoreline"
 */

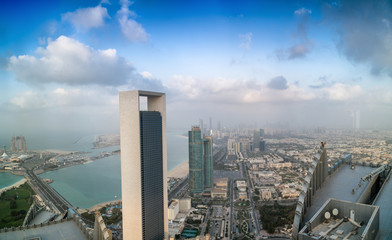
xmin=78 ymin=199 xmax=122 ymax=213
xmin=0 ymin=178 xmax=27 ymax=195
xmin=34 ymin=149 xmax=74 ymax=154
xmin=78 ymin=160 xmax=189 ymax=212
xmin=168 ymin=160 xmax=189 ymax=178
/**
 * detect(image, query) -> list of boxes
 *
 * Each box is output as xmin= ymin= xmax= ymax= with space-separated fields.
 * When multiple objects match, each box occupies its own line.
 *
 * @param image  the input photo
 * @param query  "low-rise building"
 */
xmin=236 ymin=180 xmax=247 ymax=192
xmin=212 ymin=188 xmax=227 ymax=198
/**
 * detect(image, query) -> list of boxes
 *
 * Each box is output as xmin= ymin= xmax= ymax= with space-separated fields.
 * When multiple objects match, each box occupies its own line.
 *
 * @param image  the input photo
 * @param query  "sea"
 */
xmin=0 ymin=129 xmax=188 ymax=209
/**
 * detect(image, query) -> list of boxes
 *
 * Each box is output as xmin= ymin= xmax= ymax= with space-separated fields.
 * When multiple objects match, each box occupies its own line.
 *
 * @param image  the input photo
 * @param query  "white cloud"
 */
xmin=117 ymin=0 xmax=148 ymax=42
xmin=322 ymin=83 xmax=363 ymax=101
xmin=169 ymin=75 xmax=315 ymax=104
xmin=239 ymin=32 xmax=253 ymax=50
xmin=140 ymin=71 xmax=153 ymax=79
xmin=62 ymin=5 xmax=110 ymax=30
xmin=10 ymin=91 xmax=50 ymax=109
xmin=9 ymin=87 xmax=118 ymax=110
xmin=8 ymin=36 xmax=133 ymax=86
xmin=294 ymin=7 xmax=312 ymax=16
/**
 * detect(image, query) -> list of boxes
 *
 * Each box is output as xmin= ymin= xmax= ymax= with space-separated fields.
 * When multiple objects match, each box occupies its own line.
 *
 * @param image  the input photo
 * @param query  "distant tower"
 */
xmin=19 ymin=136 xmax=27 ymax=152
xmin=209 ymin=116 xmax=212 ymax=131
xmin=199 ymin=119 xmax=204 ymax=133
xmin=119 ymin=90 xmax=168 ymax=240
xmin=10 ymin=136 xmax=17 ymax=152
xmin=217 ymin=121 xmax=221 ymax=131
xmin=355 ymin=111 xmax=360 ymax=131
xmin=253 ymin=130 xmax=261 ymax=152
xmin=260 ymin=128 xmax=264 ymax=137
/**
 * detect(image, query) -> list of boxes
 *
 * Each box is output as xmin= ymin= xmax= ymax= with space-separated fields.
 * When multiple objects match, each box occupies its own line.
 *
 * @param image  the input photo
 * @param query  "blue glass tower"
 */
xmin=189 ymin=126 xmax=204 ymax=193
xmin=189 ymin=127 xmax=213 ymax=194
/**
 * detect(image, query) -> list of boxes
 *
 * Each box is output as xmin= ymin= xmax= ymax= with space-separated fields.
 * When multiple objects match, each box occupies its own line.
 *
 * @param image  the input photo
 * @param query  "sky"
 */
xmin=1 ymin=0 xmax=392 ymax=138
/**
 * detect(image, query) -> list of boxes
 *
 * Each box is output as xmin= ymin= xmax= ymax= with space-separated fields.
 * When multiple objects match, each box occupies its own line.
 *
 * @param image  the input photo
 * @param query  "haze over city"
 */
xmin=1 ymin=0 xmax=392 ymax=138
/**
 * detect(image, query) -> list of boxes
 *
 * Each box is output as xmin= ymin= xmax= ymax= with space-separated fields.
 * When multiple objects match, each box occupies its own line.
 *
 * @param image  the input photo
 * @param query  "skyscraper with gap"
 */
xmin=119 ymin=90 xmax=168 ymax=240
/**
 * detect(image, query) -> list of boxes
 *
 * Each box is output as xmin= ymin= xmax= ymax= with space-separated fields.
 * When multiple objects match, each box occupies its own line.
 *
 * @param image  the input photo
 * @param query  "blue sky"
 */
xmin=1 ymin=0 xmax=392 ymax=136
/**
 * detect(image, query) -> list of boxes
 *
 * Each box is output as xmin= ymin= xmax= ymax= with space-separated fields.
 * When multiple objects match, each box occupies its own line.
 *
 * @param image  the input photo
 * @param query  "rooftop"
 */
xmin=304 ymin=164 xmax=374 ymax=222
xmin=0 ymin=219 xmax=87 ymax=240
xmin=374 ymin=171 xmax=392 ymax=239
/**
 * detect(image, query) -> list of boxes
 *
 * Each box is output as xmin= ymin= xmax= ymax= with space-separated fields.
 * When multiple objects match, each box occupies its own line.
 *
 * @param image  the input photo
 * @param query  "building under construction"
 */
xmin=10 ymin=136 xmax=27 ymax=152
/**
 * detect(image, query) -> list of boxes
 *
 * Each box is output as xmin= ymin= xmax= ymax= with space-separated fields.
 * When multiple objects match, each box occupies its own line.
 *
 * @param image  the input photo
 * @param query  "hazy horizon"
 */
xmin=1 ymin=0 xmax=392 ymax=137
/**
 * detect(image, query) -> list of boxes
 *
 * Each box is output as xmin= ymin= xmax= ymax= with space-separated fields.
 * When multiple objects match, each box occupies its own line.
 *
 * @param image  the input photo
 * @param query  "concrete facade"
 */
xmin=298 ymin=198 xmax=379 ymax=240
xmin=119 ymin=90 xmax=168 ymax=240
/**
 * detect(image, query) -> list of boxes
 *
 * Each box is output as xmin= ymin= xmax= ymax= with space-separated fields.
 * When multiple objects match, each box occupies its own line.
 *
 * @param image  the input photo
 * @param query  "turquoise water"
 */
xmin=0 ymin=172 xmax=23 ymax=189
xmin=40 ymin=155 xmax=121 ymax=209
xmin=0 ymin=129 xmax=188 ymax=209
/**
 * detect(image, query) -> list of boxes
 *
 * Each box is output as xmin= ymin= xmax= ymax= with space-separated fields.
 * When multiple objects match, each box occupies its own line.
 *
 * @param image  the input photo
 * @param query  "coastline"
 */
xmin=35 ymin=149 xmax=74 ymax=154
xmin=79 ymin=199 xmax=122 ymax=213
xmin=168 ymin=160 xmax=189 ymax=178
xmin=79 ymin=160 xmax=189 ymax=212
xmin=0 ymin=178 xmax=27 ymax=195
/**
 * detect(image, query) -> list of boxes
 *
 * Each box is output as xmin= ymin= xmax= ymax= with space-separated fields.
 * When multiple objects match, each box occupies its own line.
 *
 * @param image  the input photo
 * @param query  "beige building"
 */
xmin=119 ymin=91 xmax=168 ymax=239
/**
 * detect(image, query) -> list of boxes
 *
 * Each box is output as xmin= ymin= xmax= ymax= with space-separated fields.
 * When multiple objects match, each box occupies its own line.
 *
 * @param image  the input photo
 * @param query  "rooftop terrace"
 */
xmin=304 ymin=164 xmax=374 ymax=222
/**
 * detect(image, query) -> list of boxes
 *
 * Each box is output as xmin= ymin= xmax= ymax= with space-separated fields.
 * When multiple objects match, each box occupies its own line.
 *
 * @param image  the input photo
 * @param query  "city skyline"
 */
xmin=1 ymin=0 xmax=392 ymax=139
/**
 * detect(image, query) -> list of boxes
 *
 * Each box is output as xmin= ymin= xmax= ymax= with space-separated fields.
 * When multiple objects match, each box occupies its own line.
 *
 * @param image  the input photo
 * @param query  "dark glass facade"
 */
xmin=140 ymin=111 xmax=164 ymax=240
xmin=189 ymin=127 xmax=213 ymax=193
xmin=203 ymin=137 xmax=213 ymax=188
xmin=189 ymin=127 xmax=204 ymax=193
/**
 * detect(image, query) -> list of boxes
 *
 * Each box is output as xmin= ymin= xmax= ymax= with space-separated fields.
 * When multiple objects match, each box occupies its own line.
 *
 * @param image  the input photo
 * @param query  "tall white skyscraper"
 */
xmin=119 ymin=90 xmax=168 ymax=240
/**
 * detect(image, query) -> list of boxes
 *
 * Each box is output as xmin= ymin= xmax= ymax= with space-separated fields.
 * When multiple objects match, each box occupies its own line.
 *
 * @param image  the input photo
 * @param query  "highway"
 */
xmin=168 ymin=176 xmax=189 ymax=202
xmin=229 ymin=179 xmax=234 ymax=239
xmin=26 ymin=170 xmax=72 ymax=213
xmin=242 ymin=162 xmax=262 ymax=234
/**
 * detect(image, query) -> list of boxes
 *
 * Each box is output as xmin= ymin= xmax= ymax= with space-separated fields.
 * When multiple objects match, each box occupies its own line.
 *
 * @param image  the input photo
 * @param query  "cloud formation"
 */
xmin=9 ymin=87 xmax=118 ymax=111
xmin=239 ymin=32 xmax=253 ymax=50
xmin=322 ymin=83 xmax=363 ymax=101
xmin=62 ymin=4 xmax=110 ymax=30
xmin=169 ymin=75 xmax=314 ymax=104
xmin=276 ymin=7 xmax=313 ymax=60
xmin=8 ymin=36 xmax=133 ymax=86
xmin=294 ymin=7 xmax=312 ymax=16
xmin=323 ymin=0 xmax=392 ymax=77
xmin=117 ymin=0 xmax=148 ymax=42
xmin=267 ymin=76 xmax=289 ymax=90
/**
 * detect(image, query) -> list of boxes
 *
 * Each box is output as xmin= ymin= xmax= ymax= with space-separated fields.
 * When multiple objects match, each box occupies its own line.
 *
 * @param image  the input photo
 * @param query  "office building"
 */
xmin=189 ymin=126 xmax=204 ymax=193
xmin=253 ymin=130 xmax=261 ymax=152
xmin=119 ymin=90 xmax=168 ymax=240
xmin=189 ymin=127 xmax=213 ymax=194
xmin=203 ymin=136 xmax=213 ymax=188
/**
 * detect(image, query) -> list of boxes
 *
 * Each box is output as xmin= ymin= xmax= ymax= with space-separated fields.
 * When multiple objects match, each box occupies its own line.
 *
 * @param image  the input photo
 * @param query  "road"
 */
xmin=229 ymin=179 xmax=234 ymax=239
xmin=26 ymin=170 xmax=72 ymax=213
xmin=242 ymin=162 xmax=262 ymax=234
xmin=168 ymin=176 xmax=189 ymax=202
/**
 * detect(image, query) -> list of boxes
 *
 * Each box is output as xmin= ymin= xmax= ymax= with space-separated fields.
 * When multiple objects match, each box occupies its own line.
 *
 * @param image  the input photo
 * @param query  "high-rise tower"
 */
xmin=189 ymin=126 xmax=204 ymax=193
xmin=253 ymin=130 xmax=261 ymax=152
xmin=203 ymin=136 xmax=213 ymax=189
xmin=189 ymin=126 xmax=213 ymax=194
xmin=119 ymin=90 xmax=168 ymax=240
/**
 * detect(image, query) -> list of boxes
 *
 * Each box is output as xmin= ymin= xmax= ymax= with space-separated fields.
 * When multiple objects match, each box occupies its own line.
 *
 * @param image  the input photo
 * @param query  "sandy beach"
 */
xmin=78 ymin=199 xmax=122 ymax=213
xmin=168 ymin=161 xmax=189 ymax=178
xmin=36 ymin=149 xmax=73 ymax=154
xmin=0 ymin=178 xmax=27 ymax=195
